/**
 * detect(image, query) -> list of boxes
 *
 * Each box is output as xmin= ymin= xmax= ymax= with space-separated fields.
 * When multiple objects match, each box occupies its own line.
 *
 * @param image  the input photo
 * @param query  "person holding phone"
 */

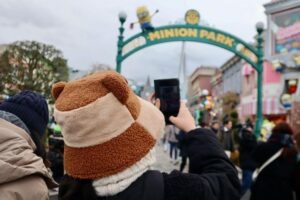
xmin=54 ymin=71 xmax=240 ymax=200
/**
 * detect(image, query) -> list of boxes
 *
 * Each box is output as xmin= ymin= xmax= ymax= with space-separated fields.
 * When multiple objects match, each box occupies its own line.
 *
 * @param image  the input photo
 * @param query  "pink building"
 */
xmin=239 ymin=60 xmax=286 ymax=122
xmin=188 ymin=66 xmax=217 ymax=105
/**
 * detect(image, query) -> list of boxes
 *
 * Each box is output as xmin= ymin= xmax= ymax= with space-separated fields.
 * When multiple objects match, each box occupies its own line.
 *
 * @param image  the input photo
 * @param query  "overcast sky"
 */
xmin=0 ymin=0 xmax=270 ymax=83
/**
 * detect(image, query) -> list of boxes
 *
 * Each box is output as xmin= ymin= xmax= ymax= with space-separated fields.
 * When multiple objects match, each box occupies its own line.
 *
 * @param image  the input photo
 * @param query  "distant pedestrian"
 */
xmin=48 ymin=133 xmax=64 ymax=183
xmin=293 ymin=132 xmax=300 ymax=200
xmin=200 ymin=121 xmax=209 ymax=128
xmin=177 ymin=130 xmax=188 ymax=172
xmin=165 ymin=125 xmax=179 ymax=163
xmin=0 ymin=91 xmax=57 ymax=199
xmin=210 ymin=121 xmax=220 ymax=135
xmin=220 ymin=118 xmax=235 ymax=157
xmin=250 ymin=122 xmax=299 ymax=200
xmin=161 ymin=132 xmax=169 ymax=152
xmin=54 ymin=71 xmax=240 ymax=200
xmin=239 ymin=125 xmax=257 ymax=194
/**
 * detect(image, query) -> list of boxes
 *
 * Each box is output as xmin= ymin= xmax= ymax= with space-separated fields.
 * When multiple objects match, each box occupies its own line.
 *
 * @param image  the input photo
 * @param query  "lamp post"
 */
xmin=254 ymin=22 xmax=264 ymax=138
xmin=116 ymin=11 xmax=127 ymax=73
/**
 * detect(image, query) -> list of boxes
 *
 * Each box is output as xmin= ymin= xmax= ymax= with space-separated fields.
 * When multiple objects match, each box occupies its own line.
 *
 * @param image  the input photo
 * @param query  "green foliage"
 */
xmin=230 ymin=110 xmax=238 ymax=119
xmin=0 ymin=41 xmax=68 ymax=101
xmin=230 ymin=110 xmax=239 ymax=129
xmin=198 ymin=110 xmax=206 ymax=125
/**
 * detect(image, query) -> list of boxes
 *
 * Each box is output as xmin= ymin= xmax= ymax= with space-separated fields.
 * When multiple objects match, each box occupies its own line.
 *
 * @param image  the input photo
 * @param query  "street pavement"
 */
xmin=153 ymin=142 xmax=187 ymax=173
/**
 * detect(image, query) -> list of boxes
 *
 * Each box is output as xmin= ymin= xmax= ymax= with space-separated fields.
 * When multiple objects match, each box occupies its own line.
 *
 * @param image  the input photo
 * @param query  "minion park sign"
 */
xmin=121 ymin=25 xmax=258 ymax=69
xmin=116 ymin=9 xmax=264 ymax=137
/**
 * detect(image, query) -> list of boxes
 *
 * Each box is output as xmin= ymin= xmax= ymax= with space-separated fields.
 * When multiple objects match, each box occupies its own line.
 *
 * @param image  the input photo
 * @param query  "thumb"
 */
xmin=155 ymin=98 xmax=160 ymax=109
xmin=169 ymin=116 xmax=177 ymax=124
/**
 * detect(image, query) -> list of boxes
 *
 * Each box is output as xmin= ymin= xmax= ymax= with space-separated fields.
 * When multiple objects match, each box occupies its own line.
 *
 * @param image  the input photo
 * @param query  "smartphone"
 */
xmin=154 ymin=78 xmax=180 ymax=124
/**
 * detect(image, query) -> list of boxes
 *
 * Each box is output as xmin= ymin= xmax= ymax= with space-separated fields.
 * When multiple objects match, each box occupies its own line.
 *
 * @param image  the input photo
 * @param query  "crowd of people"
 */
xmin=162 ymin=116 xmax=300 ymax=200
xmin=0 ymin=71 xmax=299 ymax=200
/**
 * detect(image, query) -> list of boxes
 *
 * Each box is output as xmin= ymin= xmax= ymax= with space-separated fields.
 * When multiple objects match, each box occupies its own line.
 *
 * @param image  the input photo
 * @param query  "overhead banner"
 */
xmin=122 ymin=25 xmax=258 ymax=67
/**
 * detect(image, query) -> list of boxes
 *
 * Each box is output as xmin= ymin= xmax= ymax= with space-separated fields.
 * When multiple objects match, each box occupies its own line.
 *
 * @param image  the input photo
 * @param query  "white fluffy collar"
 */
xmin=92 ymin=148 xmax=156 ymax=196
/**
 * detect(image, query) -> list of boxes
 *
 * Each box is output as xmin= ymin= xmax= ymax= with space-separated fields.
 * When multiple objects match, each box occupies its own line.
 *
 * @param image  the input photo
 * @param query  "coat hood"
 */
xmin=0 ymin=119 xmax=57 ymax=188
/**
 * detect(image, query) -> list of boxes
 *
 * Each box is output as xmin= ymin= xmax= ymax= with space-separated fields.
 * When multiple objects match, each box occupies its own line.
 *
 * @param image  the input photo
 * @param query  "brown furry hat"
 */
xmin=52 ymin=71 xmax=165 ymax=180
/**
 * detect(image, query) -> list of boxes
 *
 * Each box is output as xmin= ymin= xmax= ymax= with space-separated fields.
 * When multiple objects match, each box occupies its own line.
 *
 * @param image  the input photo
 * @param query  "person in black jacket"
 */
xmin=210 ymin=121 xmax=220 ymax=135
xmin=250 ymin=122 xmax=299 ymax=200
xmin=52 ymin=71 xmax=240 ymax=200
xmin=220 ymin=118 xmax=235 ymax=157
xmin=293 ymin=132 xmax=300 ymax=200
xmin=239 ymin=125 xmax=257 ymax=194
xmin=176 ymin=130 xmax=188 ymax=172
xmin=59 ymin=110 xmax=241 ymax=200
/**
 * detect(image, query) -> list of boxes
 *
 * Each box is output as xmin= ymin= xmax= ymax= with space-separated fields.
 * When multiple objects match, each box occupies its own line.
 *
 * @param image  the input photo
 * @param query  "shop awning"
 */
xmin=241 ymin=97 xmax=286 ymax=117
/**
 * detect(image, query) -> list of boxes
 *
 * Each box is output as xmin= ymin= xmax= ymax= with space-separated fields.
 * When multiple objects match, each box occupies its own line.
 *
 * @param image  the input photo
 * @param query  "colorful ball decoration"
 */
xmin=280 ymin=93 xmax=292 ymax=109
xmin=272 ymin=60 xmax=284 ymax=72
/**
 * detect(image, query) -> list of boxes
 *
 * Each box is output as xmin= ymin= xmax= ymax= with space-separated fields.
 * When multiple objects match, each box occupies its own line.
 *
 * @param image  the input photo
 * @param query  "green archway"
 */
xmin=118 ymin=25 xmax=259 ymax=72
xmin=116 ymin=21 xmax=264 ymax=137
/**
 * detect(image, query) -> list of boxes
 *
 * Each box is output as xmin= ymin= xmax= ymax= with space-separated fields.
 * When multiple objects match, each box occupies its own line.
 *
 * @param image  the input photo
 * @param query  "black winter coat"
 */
xmin=101 ymin=129 xmax=240 ymax=200
xmin=59 ymin=128 xmax=241 ymax=200
xmin=176 ymin=130 xmax=188 ymax=157
xmin=250 ymin=140 xmax=298 ymax=200
xmin=220 ymin=128 xmax=235 ymax=152
xmin=239 ymin=130 xmax=257 ymax=171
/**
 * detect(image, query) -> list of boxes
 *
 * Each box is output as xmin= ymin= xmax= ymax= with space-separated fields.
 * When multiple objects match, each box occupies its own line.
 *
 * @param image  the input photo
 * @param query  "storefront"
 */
xmin=264 ymin=0 xmax=300 ymax=131
xmin=239 ymin=61 xmax=286 ymax=123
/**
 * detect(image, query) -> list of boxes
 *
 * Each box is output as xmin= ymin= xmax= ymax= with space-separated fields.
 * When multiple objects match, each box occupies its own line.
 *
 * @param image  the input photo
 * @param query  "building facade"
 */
xmin=187 ymin=66 xmax=217 ymax=125
xmin=211 ymin=69 xmax=223 ymax=119
xmin=264 ymin=0 xmax=300 ymax=131
xmin=215 ymin=41 xmax=286 ymax=123
xmin=188 ymin=66 xmax=217 ymax=105
xmin=211 ymin=69 xmax=223 ymax=98
xmin=221 ymin=55 xmax=243 ymax=95
xmin=240 ymin=60 xmax=286 ymax=122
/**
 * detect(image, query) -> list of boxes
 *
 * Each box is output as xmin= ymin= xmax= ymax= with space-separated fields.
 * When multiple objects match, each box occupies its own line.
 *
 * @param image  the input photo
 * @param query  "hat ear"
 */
xmin=52 ymin=81 xmax=66 ymax=100
xmin=101 ymin=74 xmax=129 ymax=104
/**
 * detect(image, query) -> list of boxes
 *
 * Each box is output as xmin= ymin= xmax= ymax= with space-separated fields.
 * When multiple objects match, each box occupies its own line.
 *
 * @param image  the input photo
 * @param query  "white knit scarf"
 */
xmin=92 ymin=148 xmax=156 ymax=196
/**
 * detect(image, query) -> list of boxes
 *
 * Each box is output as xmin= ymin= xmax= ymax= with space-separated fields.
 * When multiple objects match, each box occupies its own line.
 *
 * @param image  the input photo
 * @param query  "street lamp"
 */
xmin=202 ymin=89 xmax=209 ymax=97
xmin=254 ymin=21 xmax=264 ymax=138
xmin=116 ymin=11 xmax=127 ymax=73
xmin=118 ymin=11 xmax=127 ymax=23
xmin=255 ymin=22 xmax=264 ymax=33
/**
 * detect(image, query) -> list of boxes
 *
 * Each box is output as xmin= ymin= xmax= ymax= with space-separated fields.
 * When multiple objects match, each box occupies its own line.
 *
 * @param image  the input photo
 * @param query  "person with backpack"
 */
xmin=250 ymin=122 xmax=299 ymax=200
xmin=52 ymin=71 xmax=240 ymax=200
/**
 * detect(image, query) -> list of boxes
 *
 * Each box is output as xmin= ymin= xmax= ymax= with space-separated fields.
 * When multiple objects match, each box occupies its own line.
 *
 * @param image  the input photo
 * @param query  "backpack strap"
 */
xmin=252 ymin=148 xmax=283 ymax=181
xmin=142 ymin=170 xmax=164 ymax=200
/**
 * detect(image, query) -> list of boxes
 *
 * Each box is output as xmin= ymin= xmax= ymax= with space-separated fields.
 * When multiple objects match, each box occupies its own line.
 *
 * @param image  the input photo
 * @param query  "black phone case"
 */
xmin=154 ymin=78 xmax=180 ymax=124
